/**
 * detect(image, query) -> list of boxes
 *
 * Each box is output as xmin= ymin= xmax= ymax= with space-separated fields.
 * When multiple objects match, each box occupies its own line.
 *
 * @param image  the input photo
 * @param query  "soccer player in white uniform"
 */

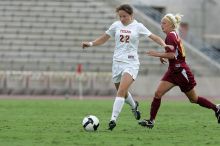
xmin=82 ymin=4 xmax=171 ymax=130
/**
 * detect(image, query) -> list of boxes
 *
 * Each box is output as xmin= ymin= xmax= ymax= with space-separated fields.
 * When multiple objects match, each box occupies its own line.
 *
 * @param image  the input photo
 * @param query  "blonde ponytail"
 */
xmin=175 ymin=13 xmax=183 ymax=25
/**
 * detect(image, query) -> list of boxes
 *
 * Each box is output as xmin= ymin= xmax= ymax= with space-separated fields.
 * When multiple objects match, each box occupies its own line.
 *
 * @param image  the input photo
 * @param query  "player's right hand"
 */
xmin=81 ymin=42 xmax=90 ymax=49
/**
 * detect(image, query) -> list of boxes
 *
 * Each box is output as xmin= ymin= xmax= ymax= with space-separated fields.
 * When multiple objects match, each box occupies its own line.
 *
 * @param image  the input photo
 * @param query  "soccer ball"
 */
xmin=82 ymin=115 xmax=100 ymax=132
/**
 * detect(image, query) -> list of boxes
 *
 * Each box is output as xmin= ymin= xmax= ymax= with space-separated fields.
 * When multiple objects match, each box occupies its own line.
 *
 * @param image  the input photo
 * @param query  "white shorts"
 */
xmin=112 ymin=61 xmax=139 ymax=83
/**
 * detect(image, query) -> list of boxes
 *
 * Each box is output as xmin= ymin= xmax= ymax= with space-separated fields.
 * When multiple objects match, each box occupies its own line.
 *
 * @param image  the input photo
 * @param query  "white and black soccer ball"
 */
xmin=82 ymin=115 xmax=100 ymax=132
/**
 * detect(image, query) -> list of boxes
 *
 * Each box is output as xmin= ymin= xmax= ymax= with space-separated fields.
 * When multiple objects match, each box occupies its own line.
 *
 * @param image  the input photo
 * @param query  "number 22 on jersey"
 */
xmin=120 ymin=35 xmax=130 ymax=43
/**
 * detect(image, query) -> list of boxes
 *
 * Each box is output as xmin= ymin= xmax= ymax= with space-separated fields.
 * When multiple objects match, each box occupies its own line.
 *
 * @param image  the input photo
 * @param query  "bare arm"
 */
xmin=81 ymin=33 xmax=110 ymax=49
xmin=148 ymin=34 xmax=166 ymax=47
xmin=148 ymin=34 xmax=175 ymax=63
xmin=146 ymin=50 xmax=175 ymax=59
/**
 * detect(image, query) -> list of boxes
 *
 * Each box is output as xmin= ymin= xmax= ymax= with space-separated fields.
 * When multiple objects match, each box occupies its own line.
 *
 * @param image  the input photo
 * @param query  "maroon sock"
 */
xmin=150 ymin=98 xmax=161 ymax=121
xmin=197 ymin=96 xmax=217 ymax=112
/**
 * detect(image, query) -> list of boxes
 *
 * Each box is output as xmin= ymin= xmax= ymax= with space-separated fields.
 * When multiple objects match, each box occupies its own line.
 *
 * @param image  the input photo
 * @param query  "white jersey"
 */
xmin=105 ymin=20 xmax=152 ymax=65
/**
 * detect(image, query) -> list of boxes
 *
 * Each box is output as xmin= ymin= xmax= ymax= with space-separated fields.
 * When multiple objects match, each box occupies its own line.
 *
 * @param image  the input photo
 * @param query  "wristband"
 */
xmin=89 ymin=42 xmax=93 ymax=47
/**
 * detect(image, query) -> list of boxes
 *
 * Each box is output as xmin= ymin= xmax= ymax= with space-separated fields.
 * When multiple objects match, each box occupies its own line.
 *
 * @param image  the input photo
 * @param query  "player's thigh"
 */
xmin=118 ymin=73 xmax=134 ymax=92
xmin=155 ymin=81 xmax=175 ymax=98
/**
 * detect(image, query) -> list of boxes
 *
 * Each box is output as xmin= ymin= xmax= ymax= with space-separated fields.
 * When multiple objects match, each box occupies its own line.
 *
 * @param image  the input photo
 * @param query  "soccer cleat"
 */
xmin=216 ymin=104 xmax=220 ymax=123
xmin=138 ymin=119 xmax=154 ymax=129
xmin=132 ymin=101 xmax=141 ymax=120
xmin=108 ymin=120 xmax=116 ymax=131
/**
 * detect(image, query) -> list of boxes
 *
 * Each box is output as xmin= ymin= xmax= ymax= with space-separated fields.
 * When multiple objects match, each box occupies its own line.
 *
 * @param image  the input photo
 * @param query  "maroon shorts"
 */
xmin=161 ymin=66 xmax=197 ymax=93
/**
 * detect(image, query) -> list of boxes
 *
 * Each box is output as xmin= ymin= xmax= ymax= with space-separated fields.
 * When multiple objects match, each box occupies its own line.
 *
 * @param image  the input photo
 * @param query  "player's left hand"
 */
xmin=164 ymin=45 xmax=174 ymax=50
xmin=160 ymin=57 xmax=167 ymax=64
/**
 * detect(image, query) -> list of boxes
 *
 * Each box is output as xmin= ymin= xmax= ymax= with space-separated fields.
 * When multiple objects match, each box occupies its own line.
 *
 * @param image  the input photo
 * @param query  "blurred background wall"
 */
xmin=130 ymin=0 xmax=220 ymax=47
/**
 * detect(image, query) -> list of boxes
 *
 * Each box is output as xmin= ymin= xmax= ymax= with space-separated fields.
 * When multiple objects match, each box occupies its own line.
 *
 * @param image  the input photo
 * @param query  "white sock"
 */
xmin=111 ymin=97 xmax=125 ymax=121
xmin=125 ymin=92 xmax=136 ymax=109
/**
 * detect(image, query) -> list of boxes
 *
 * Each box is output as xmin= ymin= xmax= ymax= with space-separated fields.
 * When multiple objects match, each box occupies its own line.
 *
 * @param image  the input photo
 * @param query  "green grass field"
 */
xmin=0 ymin=98 xmax=219 ymax=146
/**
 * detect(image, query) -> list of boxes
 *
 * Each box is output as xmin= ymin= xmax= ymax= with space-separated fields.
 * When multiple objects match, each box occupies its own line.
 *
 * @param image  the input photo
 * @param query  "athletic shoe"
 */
xmin=138 ymin=119 xmax=154 ymax=129
xmin=132 ymin=101 xmax=141 ymax=120
xmin=216 ymin=104 xmax=220 ymax=123
xmin=108 ymin=120 xmax=116 ymax=131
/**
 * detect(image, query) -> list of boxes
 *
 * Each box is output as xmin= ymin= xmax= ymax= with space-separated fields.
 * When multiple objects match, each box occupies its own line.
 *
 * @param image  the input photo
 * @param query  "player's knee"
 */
xmin=155 ymin=91 xmax=163 ymax=98
xmin=189 ymin=98 xmax=197 ymax=103
xmin=117 ymin=89 xmax=127 ymax=97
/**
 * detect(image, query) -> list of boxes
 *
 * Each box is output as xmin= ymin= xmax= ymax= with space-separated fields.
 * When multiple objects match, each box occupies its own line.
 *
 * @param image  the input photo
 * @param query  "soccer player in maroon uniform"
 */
xmin=138 ymin=13 xmax=220 ymax=128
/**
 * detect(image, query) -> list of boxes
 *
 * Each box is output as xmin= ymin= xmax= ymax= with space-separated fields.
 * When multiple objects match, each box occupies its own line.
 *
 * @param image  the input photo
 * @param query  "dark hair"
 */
xmin=116 ymin=4 xmax=133 ymax=15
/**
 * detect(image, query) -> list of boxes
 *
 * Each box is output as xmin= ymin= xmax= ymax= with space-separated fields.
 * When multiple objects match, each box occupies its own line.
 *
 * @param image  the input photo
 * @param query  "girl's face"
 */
xmin=118 ymin=10 xmax=133 ymax=25
xmin=161 ymin=18 xmax=173 ymax=34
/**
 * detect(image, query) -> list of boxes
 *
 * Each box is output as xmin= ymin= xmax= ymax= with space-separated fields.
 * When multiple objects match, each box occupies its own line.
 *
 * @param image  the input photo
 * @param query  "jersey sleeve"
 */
xmin=138 ymin=23 xmax=152 ymax=37
xmin=165 ymin=33 xmax=177 ymax=53
xmin=105 ymin=21 xmax=117 ymax=37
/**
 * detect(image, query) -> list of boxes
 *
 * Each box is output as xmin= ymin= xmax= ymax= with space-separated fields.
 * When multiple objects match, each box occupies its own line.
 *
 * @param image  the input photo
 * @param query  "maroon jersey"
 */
xmin=162 ymin=31 xmax=196 ymax=92
xmin=165 ymin=31 xmax=186 ymax=72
